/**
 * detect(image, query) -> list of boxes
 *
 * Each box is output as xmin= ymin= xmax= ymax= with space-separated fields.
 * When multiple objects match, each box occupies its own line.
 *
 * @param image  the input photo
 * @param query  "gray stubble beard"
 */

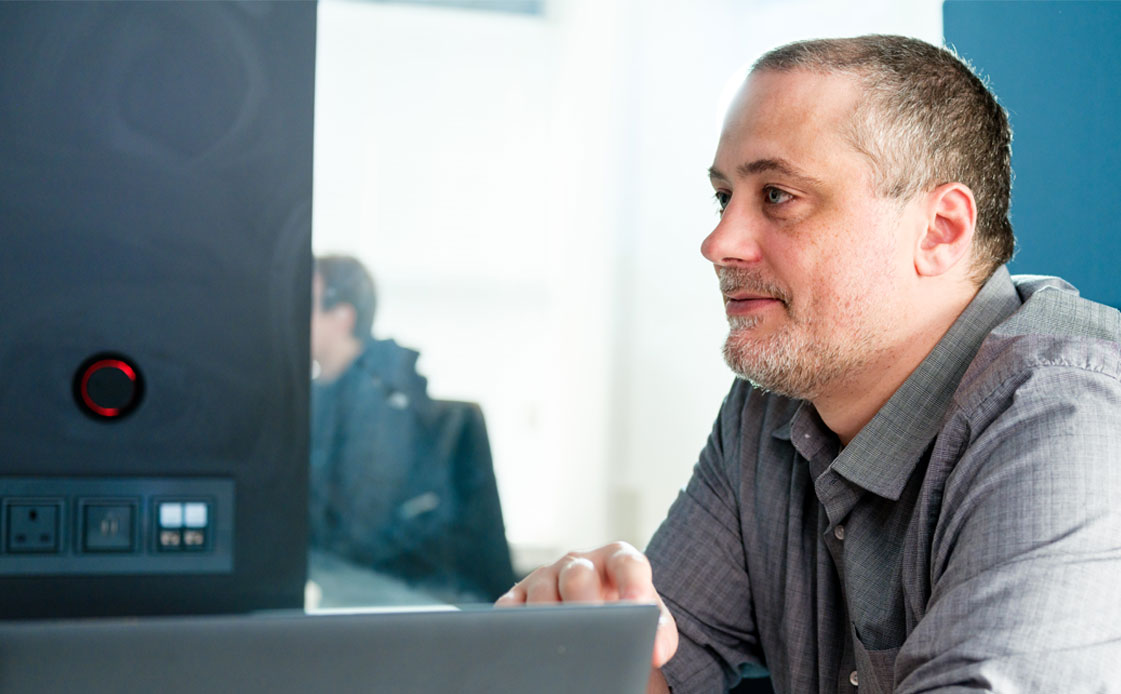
xmin=722 ymin=313 xmax=849 ymax=401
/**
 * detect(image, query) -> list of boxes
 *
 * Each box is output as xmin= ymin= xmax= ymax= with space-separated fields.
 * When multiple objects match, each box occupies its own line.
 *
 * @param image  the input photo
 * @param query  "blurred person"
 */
xmin=308 ymin=254 xmax=456 ymax=603
xmin=498 ymin=36 xmax=1121 ymax=693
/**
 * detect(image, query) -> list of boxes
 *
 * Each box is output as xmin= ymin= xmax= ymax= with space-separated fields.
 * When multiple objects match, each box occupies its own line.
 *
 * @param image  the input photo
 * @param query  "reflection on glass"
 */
xmin=307 ymin=254 xmax=515 ymax=608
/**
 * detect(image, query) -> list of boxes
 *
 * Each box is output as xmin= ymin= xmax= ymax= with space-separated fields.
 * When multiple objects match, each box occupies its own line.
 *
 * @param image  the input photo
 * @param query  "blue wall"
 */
xmin=944 ymin=0 xmax=1121 ymax=308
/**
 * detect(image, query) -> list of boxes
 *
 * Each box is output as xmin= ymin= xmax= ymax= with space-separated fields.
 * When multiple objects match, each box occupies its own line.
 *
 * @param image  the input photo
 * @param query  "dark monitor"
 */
xmin=0 ymin=0 xmax=316 ymax=617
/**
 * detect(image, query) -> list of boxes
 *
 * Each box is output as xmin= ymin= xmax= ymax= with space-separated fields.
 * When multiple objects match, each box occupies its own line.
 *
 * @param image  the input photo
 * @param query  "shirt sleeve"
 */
xmin=646 ymin=382 xmax=767 ymax=693
xmin=894 ymin=358 xmax=1121 ymax=692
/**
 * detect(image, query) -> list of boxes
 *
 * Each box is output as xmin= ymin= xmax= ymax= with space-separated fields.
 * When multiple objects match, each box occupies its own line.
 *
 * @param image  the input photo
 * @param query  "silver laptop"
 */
xmin=0 ymin=603 xmax=659 ymax=693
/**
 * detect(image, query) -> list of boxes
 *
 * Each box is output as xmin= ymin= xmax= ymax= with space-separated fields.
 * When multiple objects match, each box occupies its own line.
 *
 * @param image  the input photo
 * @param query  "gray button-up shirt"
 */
xmin=648 ymin=267 xmax=1121 ymax=693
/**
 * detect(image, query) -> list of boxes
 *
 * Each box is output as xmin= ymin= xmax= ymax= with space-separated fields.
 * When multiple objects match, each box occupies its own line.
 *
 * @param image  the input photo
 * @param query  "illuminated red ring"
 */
xmin=80 ymin=359 xmax=137 ymax=417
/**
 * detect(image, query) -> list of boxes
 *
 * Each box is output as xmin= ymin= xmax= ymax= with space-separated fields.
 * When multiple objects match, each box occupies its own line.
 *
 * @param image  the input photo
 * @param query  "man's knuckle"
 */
xmin=605 ymin=541 xmax=634 ymax=555
xmin=610 ymin=545 xmax=648 ymax=567
xmin=559 ymin=556 xmax=596 ymax=578
xmin=556 ymin=550 xmax=587 ymax=568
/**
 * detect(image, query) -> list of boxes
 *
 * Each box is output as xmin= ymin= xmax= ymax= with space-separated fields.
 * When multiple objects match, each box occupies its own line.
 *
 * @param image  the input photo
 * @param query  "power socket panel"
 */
xmin=0 ymin=477 xmax=233 ymax=575
xmin=5 ymin=501 xmax=63 ymax=553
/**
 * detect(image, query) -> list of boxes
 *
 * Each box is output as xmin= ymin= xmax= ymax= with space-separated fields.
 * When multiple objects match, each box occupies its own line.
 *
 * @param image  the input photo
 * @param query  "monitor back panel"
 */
xmin=0 ymin=1 xmax=316 ymax=617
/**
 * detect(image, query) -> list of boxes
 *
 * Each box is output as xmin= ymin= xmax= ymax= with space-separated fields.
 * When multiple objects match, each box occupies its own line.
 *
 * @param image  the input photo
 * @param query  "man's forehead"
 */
xmin=713 ymin=69 xmax=865 ymax=173
xmin=728 ymin=68 xmax=860 ymax=125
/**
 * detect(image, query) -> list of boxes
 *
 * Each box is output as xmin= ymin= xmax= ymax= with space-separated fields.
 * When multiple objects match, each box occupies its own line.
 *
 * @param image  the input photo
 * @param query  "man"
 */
xmin=497 ymin=36 xmax=1121 ymax=693
xmin=309 ymin=254 xmax=454 ymax=598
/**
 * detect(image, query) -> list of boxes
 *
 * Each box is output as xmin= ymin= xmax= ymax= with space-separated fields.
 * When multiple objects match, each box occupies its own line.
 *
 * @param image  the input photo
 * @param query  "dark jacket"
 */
xmin=308 ymin=337 xmax=451 ymax=587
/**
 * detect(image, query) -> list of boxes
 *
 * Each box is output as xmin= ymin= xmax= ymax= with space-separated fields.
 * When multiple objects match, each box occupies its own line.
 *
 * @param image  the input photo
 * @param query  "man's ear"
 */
xmin=914 ymin=182 xmax=976 ymax=277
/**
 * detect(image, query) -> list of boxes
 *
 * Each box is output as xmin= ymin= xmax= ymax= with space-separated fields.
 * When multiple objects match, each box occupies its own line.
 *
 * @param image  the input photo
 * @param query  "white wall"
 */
xmin=313 ymin=0 xmax=943 ymax=572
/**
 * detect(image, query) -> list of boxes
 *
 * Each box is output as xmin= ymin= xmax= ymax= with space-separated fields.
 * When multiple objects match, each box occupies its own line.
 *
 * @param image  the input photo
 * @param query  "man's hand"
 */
xmin=495 ymin=541 xmax=679 ymax=678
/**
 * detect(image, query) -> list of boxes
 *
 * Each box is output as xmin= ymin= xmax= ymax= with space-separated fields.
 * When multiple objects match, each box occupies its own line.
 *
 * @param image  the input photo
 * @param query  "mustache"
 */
xmin=717 ymin=267 xmax=792 ymax=305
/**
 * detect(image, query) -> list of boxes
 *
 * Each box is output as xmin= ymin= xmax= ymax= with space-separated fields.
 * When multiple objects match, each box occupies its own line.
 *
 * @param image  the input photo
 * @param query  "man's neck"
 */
xmin=316 ymin=336 xmax=364 ymax=383
xmin=814 ymin=281 xmax=980 ymax=446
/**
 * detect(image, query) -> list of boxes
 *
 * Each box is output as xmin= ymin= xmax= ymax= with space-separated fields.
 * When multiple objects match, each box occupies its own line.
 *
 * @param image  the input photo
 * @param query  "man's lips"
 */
xmin=723 ymin=293 xmax=784 ymax=317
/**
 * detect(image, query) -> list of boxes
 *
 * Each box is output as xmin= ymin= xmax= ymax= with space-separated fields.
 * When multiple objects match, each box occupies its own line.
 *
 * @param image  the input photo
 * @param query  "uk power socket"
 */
xmin=6 ymin=502 xmax=62 ymax=553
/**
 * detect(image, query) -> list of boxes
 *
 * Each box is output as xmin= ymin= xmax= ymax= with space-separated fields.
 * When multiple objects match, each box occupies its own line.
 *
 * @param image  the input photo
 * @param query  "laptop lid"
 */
xmin=0 ymin=603 xmax=659 ymax=693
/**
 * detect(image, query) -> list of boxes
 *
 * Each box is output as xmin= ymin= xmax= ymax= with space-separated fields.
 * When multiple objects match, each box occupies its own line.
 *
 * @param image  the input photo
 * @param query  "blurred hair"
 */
xmin=753 ymin=35 xmax=1014 ymax=282
xmin=315 ymin=254 xmax=377 ymax=338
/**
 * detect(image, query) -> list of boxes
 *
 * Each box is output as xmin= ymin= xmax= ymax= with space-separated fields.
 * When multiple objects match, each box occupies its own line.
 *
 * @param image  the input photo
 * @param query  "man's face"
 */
xmin=310 ymin=273 xmax=339 ymax=364
xmin=704 ymin=69 xmax=918 ymax=400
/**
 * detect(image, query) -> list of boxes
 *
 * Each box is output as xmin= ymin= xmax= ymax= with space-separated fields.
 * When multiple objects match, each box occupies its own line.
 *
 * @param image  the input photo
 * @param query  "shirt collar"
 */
xmin=818 ymin=266 xmax=1022 ymax=500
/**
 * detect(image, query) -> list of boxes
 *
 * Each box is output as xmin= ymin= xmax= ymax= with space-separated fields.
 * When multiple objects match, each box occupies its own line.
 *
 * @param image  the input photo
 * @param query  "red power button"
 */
xmin=74 ymin=354 xmax=144 ymax=419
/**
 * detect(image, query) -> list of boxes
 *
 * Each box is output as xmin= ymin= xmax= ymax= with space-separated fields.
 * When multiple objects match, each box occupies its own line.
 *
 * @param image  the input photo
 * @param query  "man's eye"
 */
xmin=764 ymin=187 xmax=792 ymax=204
xmin=713 ymin=191 xmax=730 ymax=212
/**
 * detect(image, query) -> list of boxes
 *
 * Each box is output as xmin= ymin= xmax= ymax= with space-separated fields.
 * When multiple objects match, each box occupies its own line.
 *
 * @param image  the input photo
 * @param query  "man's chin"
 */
xmin=723 ymin=337 xmax=770 ymax=385
xmin=722 ymin=335 xmax=816 ymax=400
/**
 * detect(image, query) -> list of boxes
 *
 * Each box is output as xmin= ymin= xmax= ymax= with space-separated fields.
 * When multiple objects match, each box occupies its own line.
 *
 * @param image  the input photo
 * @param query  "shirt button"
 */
xmin=850 ymin=670 xmax=859 ymax=687
xmin=834 ymin=525 xmax=845 ymax=541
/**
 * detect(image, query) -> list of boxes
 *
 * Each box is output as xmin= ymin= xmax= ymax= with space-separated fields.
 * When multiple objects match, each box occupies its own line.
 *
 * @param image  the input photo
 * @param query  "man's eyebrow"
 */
xmin=708 ymin=158 xmax=824 ymax=187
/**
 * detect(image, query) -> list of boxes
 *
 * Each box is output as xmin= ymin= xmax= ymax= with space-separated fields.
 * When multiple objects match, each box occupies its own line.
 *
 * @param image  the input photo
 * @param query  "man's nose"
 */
xmin=700 ymin=203 xmax=764 ymax=267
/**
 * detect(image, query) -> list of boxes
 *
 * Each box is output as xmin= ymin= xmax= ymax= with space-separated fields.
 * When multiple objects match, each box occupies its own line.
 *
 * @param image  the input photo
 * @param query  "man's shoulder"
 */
xmin=357 ymin=338 xmax=430 ymax=400
xmin=987 ymin=274 xmax=1119 ymax=371
xmin=1004 ymin=274 xmax=1121 ymax=341
xmin=953 ymin=276 xmax=1121 ymax=417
